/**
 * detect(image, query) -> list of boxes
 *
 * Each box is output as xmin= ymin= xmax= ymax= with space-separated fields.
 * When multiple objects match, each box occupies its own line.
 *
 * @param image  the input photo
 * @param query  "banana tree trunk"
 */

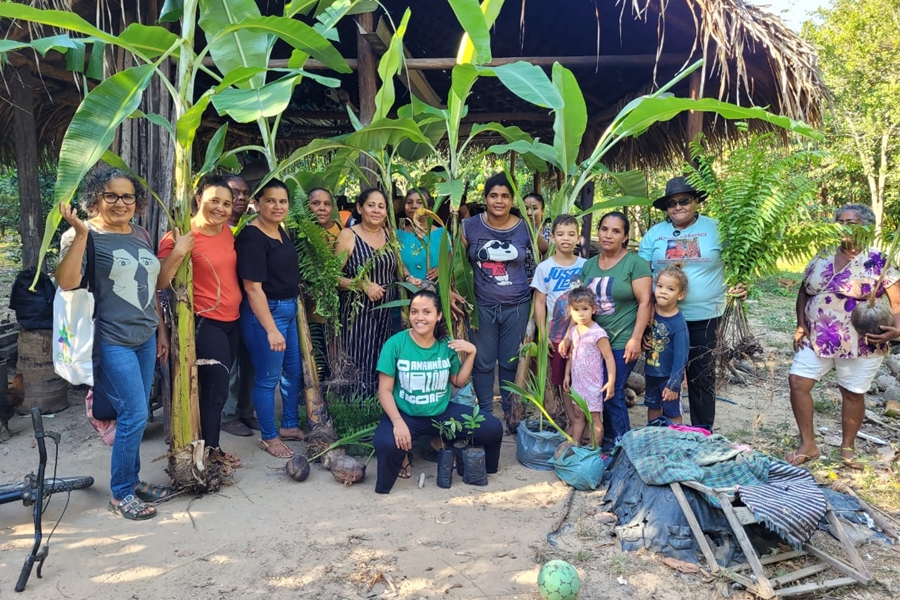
xmin=296 ymin=302 xmax=336 ymax=441
xmin=167 ymin=0 xmax=205 ymax=487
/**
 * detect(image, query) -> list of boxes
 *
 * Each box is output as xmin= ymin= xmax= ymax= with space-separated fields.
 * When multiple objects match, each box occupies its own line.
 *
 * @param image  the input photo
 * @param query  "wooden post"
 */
xmin=684 ymin=68 xmax=703 ymax=163
xmin=356 ymin=11 xmax=378 ymax=189
xmin=579 ymin=182 xmax=594 ymax=258
xmin=7 ymin=64 xmax=43 ymax=271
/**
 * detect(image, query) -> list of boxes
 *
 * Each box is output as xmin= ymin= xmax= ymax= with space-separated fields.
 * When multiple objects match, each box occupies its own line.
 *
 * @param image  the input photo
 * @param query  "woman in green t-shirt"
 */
xmin=373 ymin=290 xmax=504 ymax=494
xmin=578 ymin=211 xmax=653 ymax=448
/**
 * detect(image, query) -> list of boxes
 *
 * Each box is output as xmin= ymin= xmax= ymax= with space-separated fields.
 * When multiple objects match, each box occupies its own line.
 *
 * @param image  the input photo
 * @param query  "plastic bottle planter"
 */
xmin=452 ymin=440 xmax=468 ymax=476
xmin=462 ymin=446 xmax=488 ymax=486
xmin=436 ymin=448 xmax=454 ymax=488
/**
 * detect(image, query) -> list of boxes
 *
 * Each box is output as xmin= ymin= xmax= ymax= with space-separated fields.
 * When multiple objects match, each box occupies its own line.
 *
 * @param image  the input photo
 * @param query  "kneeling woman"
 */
xmin=373 ymin=290 xmax=504 ymax=494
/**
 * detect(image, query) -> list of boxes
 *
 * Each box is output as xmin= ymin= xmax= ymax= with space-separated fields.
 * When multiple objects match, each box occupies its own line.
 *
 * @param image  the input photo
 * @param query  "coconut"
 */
xmin=285 ymin=455 xmax=310 ymax=482
xmin=850 ymin=300 xmax=893 ymax=337
xmin=553 ymin=441 xmax=574 ymax=462
xmin=330 ymin=455 xmax=366 ymax=485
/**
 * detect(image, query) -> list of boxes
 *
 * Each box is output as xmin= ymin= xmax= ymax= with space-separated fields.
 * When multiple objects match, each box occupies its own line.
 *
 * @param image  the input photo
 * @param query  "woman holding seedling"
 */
xmin=372 ymin=290 xmax=503 ymax=494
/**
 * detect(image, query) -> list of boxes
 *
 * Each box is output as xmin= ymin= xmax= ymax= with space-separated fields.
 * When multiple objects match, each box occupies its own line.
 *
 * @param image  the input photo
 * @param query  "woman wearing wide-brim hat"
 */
xmin=638 ymin=176 xmax=744 ymax=431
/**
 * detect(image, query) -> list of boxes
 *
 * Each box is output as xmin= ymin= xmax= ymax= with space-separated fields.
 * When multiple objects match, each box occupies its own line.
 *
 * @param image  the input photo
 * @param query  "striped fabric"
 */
xmin=737 ymin=460 xmax=826 ymax=548
xmin=338 ymin=230 xmax=397 ymax=395
xmin=619 ymin=427 xmax=826 ymax=548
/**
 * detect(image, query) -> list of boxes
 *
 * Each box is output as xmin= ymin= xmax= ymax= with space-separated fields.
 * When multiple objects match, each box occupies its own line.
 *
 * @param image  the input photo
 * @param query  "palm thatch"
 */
xmin=0 ymin=0 xmax=828 ymax=171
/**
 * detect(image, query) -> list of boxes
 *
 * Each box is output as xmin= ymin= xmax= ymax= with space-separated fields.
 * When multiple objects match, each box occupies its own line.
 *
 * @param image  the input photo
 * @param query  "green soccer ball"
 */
xmin=537 ymin=560 xmax=580 ymax=600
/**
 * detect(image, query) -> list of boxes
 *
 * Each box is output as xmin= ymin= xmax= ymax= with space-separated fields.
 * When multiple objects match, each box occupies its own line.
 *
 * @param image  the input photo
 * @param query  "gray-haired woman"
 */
xmin=788 ymin=203 xmax=900 ymax=468
xmin=56 ymin=164 xmax=184 ymax=520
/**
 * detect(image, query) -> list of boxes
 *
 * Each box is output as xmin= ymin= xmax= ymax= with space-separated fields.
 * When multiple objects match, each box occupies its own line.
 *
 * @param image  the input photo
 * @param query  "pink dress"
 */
xmin=569 ymin=323 xmax=609 ymax=412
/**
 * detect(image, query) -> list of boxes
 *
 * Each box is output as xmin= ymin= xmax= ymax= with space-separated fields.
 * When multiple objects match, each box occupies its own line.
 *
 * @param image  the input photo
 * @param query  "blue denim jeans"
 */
xmin=602 ymin=348 xmax=635 ymax=450
xmin=240 ymin=298 xmax=302 ymax=441
xmin=95 ymin=335 xmax=156 ymax=501
xmin=468 ymin=300 xmax=531 ymax=415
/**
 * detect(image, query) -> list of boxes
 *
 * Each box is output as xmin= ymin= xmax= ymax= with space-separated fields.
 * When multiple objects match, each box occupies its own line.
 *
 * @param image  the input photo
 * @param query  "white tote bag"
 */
xmin=52 ymin=287 xmax=95 ymax=386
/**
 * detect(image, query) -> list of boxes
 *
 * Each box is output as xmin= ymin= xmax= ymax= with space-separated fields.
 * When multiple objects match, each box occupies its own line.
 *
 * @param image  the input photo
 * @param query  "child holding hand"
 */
xmin=644 ymin=264 xmax=690 ymax=424
xmin=564 ymin=287 xmax=616 ymax=446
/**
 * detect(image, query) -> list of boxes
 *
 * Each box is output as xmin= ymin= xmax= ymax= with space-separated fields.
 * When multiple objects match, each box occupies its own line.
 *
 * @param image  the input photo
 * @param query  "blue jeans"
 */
xmin=602 ymin=348 xmax=635 ymax=450
xmin=95 ymin=335 xmax=156 ymax=501
xmin=240 ymin=299 xmax=302 ymax=441
xmin=468 ymin=300 xmax=531 ymax=415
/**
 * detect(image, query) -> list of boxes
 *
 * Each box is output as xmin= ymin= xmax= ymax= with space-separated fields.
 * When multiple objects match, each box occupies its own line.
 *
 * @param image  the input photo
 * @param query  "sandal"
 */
xmin=278 ymin=427 xmax=305 ymax=441
xmin=398 ymin=453 xmax=412 ymax=479
xmin=133 ymin=481 xmax=175 ymax=503
xmin=108 ymin=494 xmax=157 ymax=521
xmin=785 ymin=451 xmax=820 ymax=467
xmin=260 ymin=437 xmax=294 ymax=458
xmin=223 ymin=452 xmax=243 ymax=468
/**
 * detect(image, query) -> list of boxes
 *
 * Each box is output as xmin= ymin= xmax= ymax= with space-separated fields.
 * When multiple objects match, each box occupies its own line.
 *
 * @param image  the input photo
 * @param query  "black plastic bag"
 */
xmin=462 ymin=446 xmax=488 ymax=486
xmin=453 ymin=440 xmax=467 ymax=476
xmin=436 ymin=449 xmax=454 ymax=488
xmin=516 ymin=418 xmax=566 ymax=471
xmin=9 ymin=268 xmax=56 ymax=330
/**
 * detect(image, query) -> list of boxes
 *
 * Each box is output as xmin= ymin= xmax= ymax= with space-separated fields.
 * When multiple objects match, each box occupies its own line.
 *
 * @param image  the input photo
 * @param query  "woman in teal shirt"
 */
xmin=397 ymin=188 xmax=443 ymax=284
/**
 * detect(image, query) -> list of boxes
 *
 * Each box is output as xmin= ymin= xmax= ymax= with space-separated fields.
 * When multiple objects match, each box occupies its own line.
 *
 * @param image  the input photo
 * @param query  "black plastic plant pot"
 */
xmin=452 ymin=440 xmax=468 ymax=476
xmin=462 ymin=446 xmax=488 ymax=486
xmin=436 ymin=448 xmax=454 ymax=488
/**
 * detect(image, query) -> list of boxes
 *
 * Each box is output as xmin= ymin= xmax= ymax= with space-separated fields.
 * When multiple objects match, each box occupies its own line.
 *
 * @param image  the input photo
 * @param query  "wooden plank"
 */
xmin=778 ymin=577 xmax=858 ymax=597
xmin=732 ymin=506 xmax=757 ymax=526
xmin=669 ymin=483 xmax=720 ymax=573
xmin=230 ymin=53 xmax=690 ymax=71
xmin=803 ymin=544 xmax=871 ymax=585
xmin=770 ymin=563 xmax=830 ymax=587
xmin=824 ymin=508 xmax=871 ymax=579
xmin=717 ymin=491 xmax=777 ymax=599
xmin=729 ymin=549 xmax=808 ymax=574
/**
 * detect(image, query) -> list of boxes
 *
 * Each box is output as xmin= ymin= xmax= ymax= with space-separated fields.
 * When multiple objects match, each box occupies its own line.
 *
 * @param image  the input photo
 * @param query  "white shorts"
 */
xmin=789 ymin=346 xmax=883 ymax=394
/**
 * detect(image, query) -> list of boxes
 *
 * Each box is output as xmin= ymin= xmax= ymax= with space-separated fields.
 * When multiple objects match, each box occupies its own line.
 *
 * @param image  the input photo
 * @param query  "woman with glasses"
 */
xmin=638 ymin=177 xmax=743 ymax=431
xmin=56 ymin=164 xmax=182 ymax=520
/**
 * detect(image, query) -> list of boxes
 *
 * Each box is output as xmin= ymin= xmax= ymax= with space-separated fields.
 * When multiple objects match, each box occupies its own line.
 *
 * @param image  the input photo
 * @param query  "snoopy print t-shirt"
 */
xmin=60 ymin=224 xmax=160 ymax=346
xmin=376 ymin=330 xmax=462 ymax=417
xmin=464 ymin=214 xmax=534 ymax=305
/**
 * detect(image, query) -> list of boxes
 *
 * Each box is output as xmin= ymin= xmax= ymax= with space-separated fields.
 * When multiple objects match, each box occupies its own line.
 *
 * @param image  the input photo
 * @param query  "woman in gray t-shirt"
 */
xmin=57 ymin=165 xmax=184 ymax=521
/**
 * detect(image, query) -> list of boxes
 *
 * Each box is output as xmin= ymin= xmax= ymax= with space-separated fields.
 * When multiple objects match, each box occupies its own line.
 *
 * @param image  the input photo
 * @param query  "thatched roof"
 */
xmin=0 ymin=0 xmax=827 ymax=170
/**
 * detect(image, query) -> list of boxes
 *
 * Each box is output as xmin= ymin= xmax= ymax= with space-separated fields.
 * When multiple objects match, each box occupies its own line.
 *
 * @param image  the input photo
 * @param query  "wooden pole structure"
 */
xmin=7 ymin=64 xmax=43 ymax=271
xmin=684 ymin=68 xmax=704 ymax=162
xmin=356 ymin=11 xmax=378 ymax=189
xmin=579 ymin=182 xmax=595 ymax=259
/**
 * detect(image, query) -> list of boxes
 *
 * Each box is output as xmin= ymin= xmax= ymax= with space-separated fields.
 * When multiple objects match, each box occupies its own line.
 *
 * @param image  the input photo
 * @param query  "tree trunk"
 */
xmin=8 ymin=64 xmax=42 ymax=271
xmin=356 ymin=11 xmax=378 ymax=189
xmin=296 ymin=303 xmax=336 ymax=441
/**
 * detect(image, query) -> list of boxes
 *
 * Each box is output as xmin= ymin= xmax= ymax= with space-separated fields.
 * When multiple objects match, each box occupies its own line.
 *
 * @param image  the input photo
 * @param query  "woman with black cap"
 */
xmin=638 ymin=176 xmax=742 ymax=431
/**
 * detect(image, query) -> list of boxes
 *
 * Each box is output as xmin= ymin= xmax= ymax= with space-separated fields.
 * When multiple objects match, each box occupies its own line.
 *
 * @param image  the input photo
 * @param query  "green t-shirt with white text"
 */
xmin=376 ymin=331 xmax=462 ymax=417
xmin=581 ymin=252 xmax=652 ymax=349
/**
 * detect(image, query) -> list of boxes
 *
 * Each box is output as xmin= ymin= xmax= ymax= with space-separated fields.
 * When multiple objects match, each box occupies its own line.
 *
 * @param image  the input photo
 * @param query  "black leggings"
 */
xmin=196 ymin=317 xmax=240 ymax=449
xmin=373 ymin=403 xmax=504 ymax=494
xmin=686 ymin=317 xmax=719 ymax=431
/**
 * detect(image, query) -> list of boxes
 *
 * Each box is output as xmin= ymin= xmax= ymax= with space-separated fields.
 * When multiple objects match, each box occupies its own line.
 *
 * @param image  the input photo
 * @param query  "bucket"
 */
xmin=15 ymin=327 xmax=68 ymax=414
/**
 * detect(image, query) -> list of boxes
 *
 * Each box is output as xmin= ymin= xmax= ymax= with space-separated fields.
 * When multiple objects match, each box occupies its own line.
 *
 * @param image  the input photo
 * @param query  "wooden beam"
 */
xmin=211 ymin=54 xmax=689 ymax=71
xmin=7 ymin=64 xmax=43 ymax=270
xmin=355 ymin=12 xmax=377 ymax=188
xmin=374 ymin=17 xmax=444 ymax=108
xmin=684 ymin=67 xmax=703 ymax=162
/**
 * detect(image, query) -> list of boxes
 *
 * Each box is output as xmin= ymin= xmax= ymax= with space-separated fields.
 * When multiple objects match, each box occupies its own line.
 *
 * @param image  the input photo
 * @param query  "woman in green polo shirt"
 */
xmin=373 ymin=290 xmax=504 ymax=494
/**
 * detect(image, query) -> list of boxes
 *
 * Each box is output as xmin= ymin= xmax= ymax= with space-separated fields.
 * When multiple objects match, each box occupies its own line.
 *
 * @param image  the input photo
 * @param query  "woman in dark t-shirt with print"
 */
xmin=236 ymin=179 xmax=304 ymax=459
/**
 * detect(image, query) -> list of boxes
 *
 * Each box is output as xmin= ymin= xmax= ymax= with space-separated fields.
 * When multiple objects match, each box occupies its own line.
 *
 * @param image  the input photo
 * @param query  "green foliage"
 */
xmin=287 ymin=198 xmax=344 ymax=326
xmin=461 ymin=405 xmax=485 ymax=444
xmin=0 ymin=167 xmax=60 ymax=262
xmin=326 ymin=391 xmax=382 ymax=439
xmin=568 ymin=389 xmax=596 ymax=449
xmin=686 ymin=133 xmax=830 ymax=288
xmin=432 ymin=416 xmax=462 ymax=449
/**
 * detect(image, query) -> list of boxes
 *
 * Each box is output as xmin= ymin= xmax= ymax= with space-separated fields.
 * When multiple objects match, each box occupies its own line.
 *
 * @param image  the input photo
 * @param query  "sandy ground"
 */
xmin=2 ymin=305 xmax=900 ymax=599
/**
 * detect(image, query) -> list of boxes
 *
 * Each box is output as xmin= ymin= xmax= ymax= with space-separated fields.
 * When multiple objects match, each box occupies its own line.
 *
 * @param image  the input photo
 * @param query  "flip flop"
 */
xmin=260 ymin=438 xmax=294 ymax=458
xmin=785 ymin=451 xmax=820 ymax=467
xmin=398 ymin=453 xmax=412 ymax=479
xmin=841 ymin=457 xmax=864 ymax=470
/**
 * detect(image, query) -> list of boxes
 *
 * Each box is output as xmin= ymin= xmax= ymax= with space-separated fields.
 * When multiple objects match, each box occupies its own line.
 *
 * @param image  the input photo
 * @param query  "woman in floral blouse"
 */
xmin=788 ymin=204 xmax=900 ymax=468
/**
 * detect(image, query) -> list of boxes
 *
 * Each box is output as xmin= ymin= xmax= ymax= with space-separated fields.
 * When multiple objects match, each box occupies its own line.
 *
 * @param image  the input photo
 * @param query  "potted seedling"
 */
xmin=460 ymin=406 xmax=489 ymax=486
xmin=432 ymin=417 xmax=460 ymax=488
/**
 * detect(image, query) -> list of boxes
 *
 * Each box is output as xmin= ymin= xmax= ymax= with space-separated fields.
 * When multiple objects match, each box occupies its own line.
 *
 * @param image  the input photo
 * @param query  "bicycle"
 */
xmin=0 ymin=407 xmax=94 ymax=592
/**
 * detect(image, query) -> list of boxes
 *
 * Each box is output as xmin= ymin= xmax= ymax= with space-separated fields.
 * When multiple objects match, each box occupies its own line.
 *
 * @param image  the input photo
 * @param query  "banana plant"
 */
xmin=0 ymin=0 xmax=359 ymax=489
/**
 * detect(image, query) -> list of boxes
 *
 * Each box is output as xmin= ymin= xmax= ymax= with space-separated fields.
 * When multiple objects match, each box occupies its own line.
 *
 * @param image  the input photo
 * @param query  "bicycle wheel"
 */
xmin=41 ymin=476 xmax=95 ymax=495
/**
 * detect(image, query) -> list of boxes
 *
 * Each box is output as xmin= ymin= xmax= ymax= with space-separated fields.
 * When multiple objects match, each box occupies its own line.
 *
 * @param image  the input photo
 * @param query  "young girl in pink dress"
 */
xmin=564 ymin=287 xmax=617 ymax=447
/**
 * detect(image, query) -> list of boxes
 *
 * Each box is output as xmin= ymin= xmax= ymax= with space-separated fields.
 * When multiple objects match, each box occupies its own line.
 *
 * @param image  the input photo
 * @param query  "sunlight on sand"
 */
xmin=91 ymin=565 xmax=166 ymax=583
xmin=444 ymin=481 xmax=563 ymax=507
xmin=67 ymin=533 xmax=143 ymax=550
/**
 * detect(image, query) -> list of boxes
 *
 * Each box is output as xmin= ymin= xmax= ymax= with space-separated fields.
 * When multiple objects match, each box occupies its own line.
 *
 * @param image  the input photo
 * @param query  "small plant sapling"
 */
xmin=460 ymin=406 xmax=489 ymax=486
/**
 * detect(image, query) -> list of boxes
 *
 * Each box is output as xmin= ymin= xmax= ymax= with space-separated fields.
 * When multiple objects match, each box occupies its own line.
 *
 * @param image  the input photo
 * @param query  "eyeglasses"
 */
xmin=101 ymin=192 xmax=137 ymax=205
xmin=665 ymin=198 xmax=694 ymax=209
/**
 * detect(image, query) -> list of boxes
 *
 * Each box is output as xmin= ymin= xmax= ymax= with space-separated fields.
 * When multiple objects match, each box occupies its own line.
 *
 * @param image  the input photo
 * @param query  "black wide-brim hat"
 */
xmin=652 ymin=176 xmax=707 ymax=211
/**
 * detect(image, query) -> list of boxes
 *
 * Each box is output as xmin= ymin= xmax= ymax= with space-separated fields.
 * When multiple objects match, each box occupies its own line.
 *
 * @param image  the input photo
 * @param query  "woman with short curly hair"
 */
xmin=56 ymin=163 xmax=185 ymax=520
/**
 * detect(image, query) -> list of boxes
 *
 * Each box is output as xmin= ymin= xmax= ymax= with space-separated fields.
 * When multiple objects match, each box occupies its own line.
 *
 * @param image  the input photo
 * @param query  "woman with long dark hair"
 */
xmin=372 ymin=290 xmax=503 ymax=494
